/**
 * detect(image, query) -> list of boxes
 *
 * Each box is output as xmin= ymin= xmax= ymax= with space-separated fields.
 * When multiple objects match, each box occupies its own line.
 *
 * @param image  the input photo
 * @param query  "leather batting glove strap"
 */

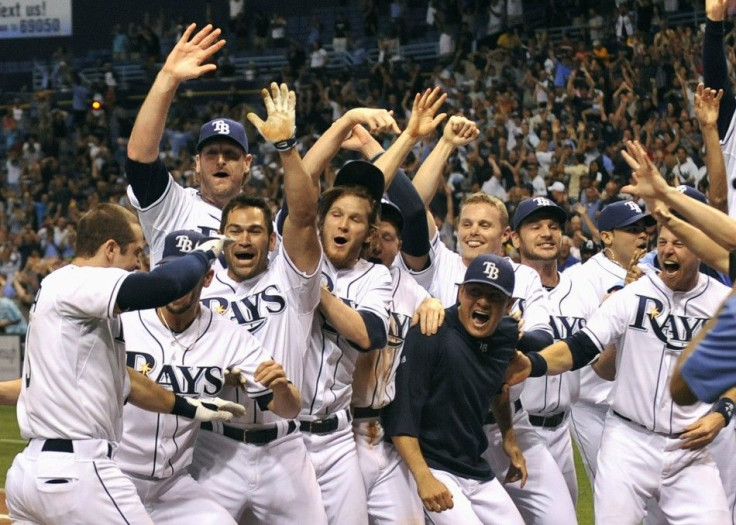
xmin=712 ymin=398 xmax=735 ymax=425
xmin=195 ymin=234 xmax=233 ymax=260
xmin=171 ymin=395 xmax=246 ymax=422
xmin=527 ymin=351 xmax=548 ymax=377
xmin=273 ymin=136 xmax=297 ymax=152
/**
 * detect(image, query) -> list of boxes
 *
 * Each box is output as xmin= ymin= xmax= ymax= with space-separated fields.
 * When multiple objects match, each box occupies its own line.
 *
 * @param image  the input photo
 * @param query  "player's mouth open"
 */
xmin=235 ymin=252 xmax=256 ymax=261
xmin=662 ymin=261 xmax=680 ymax=275
xmin=333 ymin=236 xmax=348 ymax=246
xmin=213 ymin=171 xmax=229 ymax=178
xmin=471 ymin=310 xmax=490 ymax=325
xmin=466 ymin=239 xmax=483 ymax=248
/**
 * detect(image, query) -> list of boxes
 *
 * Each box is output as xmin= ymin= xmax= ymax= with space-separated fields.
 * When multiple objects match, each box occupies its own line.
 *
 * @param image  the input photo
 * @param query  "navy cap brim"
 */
xmin=334 ymin=161 xmax=384 ymax=204
xmin=513 ymin=206 xmax=568 ymax=231
xmin=458 ymin=278 xmax=514 ymax=297
xmin=196 ymin=134 xmax=247 ymax=152
xmin=610 ymin=213 xmax=656 ymax=230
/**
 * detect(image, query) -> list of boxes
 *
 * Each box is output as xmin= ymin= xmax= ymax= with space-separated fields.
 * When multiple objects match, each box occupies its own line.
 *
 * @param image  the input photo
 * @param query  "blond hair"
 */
xmin=460 ymin=193 xmax=509 ymax=228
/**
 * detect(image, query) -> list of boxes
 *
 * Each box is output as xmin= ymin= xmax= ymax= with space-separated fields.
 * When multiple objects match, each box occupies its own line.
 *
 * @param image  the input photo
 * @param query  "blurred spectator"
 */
xmin=333 ymin=13 xmax=351 ymax=53
xmin=270 ymin=12 xmax=287 ymax=48
xmin=0 ymin=273 xmax=27 ymax=336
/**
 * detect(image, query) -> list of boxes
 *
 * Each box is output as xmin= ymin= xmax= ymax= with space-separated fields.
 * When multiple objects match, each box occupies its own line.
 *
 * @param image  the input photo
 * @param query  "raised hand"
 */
xmin=247 ymin=82 xmax=296 ymax=143
xmin=442 ymin=115 xmax=480 ymax=147
xmin=620 ymin=140 xmax=670 ymax=200
xmin=706 ymin=0 xmax=728 ymax=21
xmin=344 ymin=107 xmax=401 ymax=135
xmin=161 ymin=24 xmax=225 ymax=83
xmin=340 ymin=124 xmax=378 ymax=152
xmin=404 ymin=87 xmax=448 ymax=140
xmin=693 ymin=83 xmax=724 ymax=128
xmin=624 ymin=248 xmax=646 ymax=286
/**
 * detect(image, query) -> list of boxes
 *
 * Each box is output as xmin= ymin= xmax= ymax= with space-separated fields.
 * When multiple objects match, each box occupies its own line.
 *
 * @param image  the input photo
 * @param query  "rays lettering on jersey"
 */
xmin=629 ymin=295 xmax=709 ymax=350
xmin=126 ymin=351 xmax=224 ymax=395
xmin=200 ymin=284 xmax=287 ymax=333
xmin=548 ymin=315 xmax=586 ymax=340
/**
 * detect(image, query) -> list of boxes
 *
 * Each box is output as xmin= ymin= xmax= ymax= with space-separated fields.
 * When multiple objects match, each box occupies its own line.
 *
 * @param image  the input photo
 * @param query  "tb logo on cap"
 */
xmin=211 ymin=119 xmax=231 ymax=135
xmin=175 ymin=235 xmax=196 ymax=253
xmin=625 ymin=201 xmax=642 ymax=213
xmin=483 ymin=261 xmax=499 ymax=280
xmin=532 ymin=197 xmax=554 ymax=207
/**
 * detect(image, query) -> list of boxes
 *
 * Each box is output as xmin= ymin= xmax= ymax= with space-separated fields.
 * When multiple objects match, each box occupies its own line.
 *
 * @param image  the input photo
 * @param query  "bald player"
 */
xmin=395 ymin=116 xmax=575 ymax=524
xmin=5 ymin=204 xmax=239 ymax=524
xmin=512 ymin=197 xmax=579 ymax=504
xmin=116 ymin=229 xmax=300 ymax=524
xmin=506 ymin=222 xmax=733 ymax=524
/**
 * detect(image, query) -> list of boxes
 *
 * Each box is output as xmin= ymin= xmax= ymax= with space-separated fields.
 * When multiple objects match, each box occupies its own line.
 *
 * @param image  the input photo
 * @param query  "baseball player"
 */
xmin=398 ymin=116 xmax=576 ymax=524
xmin=564 ymin=200 xmax=654 ymax=483
xmin=191 ymin=85 xmax=328 ymax=524
xmin=351 ymin=199 xmax=443 ymax=524
xmin=506 ymin=223 xmax=734 ymax=524
xmin=298 ymin=162 xmax=392 ymax=525
xmin=702 ymin=0 xmax=736 ymax=217
xmin=511 ymin=197 xmax=579 ymax=504
xmin=384 ymin=254 xmax=526 ymax=525
xmin=115 ymin=229 xmax=300 ymax=524
xmin=5 ymin=204 xmax=239 ymax=524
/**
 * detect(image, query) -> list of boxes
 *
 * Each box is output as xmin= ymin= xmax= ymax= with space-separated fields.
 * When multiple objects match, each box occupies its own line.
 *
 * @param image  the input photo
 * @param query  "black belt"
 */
xmin=200 ymin=421 xmax=297 ymax=445
xmin=528 ymin=411 xmax=567 ymax=429
xmin=613 ymin=411 xmax=682 ymax=438
xmin=300 ymin=410 xmax=352 ymax=434
xmin=484 ymin=399 xmax=523 ymax=425
xmin=39 ymin=439 xmax=112 ymax=458
xmin=352 ymin=406 xmax=381 ymax=419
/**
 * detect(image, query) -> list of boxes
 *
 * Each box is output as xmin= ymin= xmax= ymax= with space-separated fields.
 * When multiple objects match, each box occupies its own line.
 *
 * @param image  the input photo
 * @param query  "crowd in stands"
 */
xmin=0 ymin=0 xmax=721 ymax=336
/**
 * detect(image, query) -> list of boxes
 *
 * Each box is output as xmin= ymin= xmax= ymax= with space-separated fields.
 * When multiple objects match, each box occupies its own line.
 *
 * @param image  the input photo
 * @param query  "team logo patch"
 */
xmin=211 ymin=119 xmax=231 ymax=135
xmin=482 ymin=261 xmax=500 ymax=280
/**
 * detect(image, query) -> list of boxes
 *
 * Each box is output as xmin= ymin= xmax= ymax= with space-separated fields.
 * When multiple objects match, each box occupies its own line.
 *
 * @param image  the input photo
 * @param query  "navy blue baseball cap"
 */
xmin=676 ymin=184 xmax=708 ymax=204
xmin=197 ymin=118 xmax=249 ymax=153
xmin=333 ymin=160 xmax=385 ymax=204
xmin=597 ymin=201 xmax=656 ymax=232
xmin=380 ymin=199 xmax=404 ymax=232
xmin=512 ymin=197 xmax=568 ymax=231
xmin=460 ymin=254 xmax=515 ymax=297
xmin=158 ymin=230 xmax=210 ymax=265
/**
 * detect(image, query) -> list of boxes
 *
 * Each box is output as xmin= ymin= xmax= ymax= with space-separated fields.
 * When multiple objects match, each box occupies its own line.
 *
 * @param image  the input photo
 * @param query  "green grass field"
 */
xmin=0 ymin=406 xmax=595 ymax=522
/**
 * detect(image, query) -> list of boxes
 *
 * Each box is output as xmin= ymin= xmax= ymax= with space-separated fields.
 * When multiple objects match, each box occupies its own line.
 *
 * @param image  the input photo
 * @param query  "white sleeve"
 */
xmin=518 ymin=270 xmax=553 ymax=335
xmin=358 ymin=265 xmax=393 ymax=327
xmin=275 ymin=245 xmax=323 ymax=315
xmin=581 ymin=289 xmax=630 ymax=351
xmin=58 ymin=267 xmax=129 ymax=319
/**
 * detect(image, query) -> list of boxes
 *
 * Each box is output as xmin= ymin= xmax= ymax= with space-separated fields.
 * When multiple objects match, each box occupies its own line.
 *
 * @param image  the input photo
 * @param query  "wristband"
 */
xmin=273 ymin=136 xmax=297 ymax=152
xmin=171 ymin=395 xmax=196 ymax=419
xmin=527 ymin=351 xmax=548 ymax=377
xmin=369 ymin=152 xmax=384 ymax=163
xmin=712 ymin=398 xmax=735 ymax=425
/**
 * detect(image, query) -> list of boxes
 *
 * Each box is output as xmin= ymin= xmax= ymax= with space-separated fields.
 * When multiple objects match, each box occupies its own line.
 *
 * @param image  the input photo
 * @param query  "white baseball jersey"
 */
xmin=521 ymin=273 xmax=580 ymax=415
xmin=17 ymin=265 xmax=130 ymax=442
xmin=720 ymin=115 xmax=736 ymax=218
xmin=116 ymin=307 xmax=270 ymax=479
xmin=581 ymin=271 xmax=730 ymax=433
xmin=127 ymin=177 xmax=222 ymax=266
xmin=199 ymin=247 xmax=322 ymax=427
xmin=352 ymin=265 xmax=429 ymax=409
xmin=302 ymin=258 xmax=392 ymax=417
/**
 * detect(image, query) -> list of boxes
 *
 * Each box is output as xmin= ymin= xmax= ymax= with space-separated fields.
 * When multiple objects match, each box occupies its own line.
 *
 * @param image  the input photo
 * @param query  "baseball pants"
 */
xmin=595 ymin=414 xmax=730 ymax=525
xmin=569 ymin=401 xmax=608 ymax=485
xmin=482 ymin=409 xmax=577 ymax=525
xmin=191 ymin=429 xmax=327 ymax=525
xmin=6 ymin=438 xmax=152 ymax=524
xmin=303 ymin=422 xmax=369 ymax=525
xmin=530 ymin=416 xmax=578 ymax=504
xmin=353 ymin=419 xmax=423 ymax=524
xmin=129 ymin=468 xmax=234 ymax=524
xmin=423 ymin=469 xmax=524 ymax=525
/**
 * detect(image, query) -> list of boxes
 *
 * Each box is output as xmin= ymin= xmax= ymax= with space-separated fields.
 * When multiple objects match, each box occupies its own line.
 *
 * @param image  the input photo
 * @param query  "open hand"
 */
xmin=247 ymin=82 xmax=296 ymax=143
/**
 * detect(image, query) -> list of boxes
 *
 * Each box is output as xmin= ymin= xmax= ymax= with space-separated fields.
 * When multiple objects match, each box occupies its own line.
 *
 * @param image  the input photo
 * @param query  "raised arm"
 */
xmin=702 ymin=0 xmax=736 ymax=138
xmin=621 ymin=140 xmax=736 ymax=251
xmin=247 ymin=83 xmax=320 ymax=274
xmin=693 ymin=83 xmax=728 ymax=213
xmin=127 ymin=24 xmax=225 ymax=163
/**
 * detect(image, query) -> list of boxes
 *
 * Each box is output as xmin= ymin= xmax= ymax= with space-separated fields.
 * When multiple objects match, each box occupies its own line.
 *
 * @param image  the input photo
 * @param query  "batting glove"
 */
xmin=172 ymin=395 xmax=246 ymax=422
xmin=195 ymin=234 xmax=234 ymax=259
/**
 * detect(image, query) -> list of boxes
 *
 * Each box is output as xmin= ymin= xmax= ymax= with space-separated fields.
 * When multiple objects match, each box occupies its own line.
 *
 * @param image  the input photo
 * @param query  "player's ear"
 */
xmin=102 ymin=239 xmax=118 ymax=264
xmin=268 ymin=231 xmax=277 ymax=252
xmin=202 ymin=268 xmax=215 ymax=288
xmin=510 ymin=230 xmax=521 ymax=250
xmin=194 ymin=154 xmax=201 ymax=185
xmin=501 ymin=225 xmax=512 ymax=244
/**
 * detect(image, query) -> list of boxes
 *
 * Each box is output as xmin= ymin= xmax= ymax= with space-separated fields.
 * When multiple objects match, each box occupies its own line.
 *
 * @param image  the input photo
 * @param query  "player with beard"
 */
xmin=511 ymin=198 xmax=579 ymax=505
xmin=505 ymin=223 xmax=734 ymax=524
xmin=115 ymin=230 xmax=300 ymax=524
xmin=299 ymin=162 xmax=392 ymax=525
